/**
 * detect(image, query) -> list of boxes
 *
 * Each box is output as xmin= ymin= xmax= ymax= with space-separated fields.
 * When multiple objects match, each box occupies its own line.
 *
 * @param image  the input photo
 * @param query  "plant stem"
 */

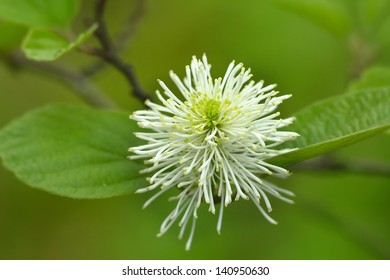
xmin=82 ymin=0 xmax=151 ymax=103
xmin=83 ymin=0 xmax=147 ymax=77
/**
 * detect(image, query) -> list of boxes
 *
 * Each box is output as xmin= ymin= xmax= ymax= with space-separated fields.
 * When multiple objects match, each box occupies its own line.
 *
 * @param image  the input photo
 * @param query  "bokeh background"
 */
xmin=1 ymin=0 xmax=390 ymax=259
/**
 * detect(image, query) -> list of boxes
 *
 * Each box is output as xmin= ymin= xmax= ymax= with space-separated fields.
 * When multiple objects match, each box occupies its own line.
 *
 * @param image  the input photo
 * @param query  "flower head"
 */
xmin=129 ymin=54 xmax=298 ymax=250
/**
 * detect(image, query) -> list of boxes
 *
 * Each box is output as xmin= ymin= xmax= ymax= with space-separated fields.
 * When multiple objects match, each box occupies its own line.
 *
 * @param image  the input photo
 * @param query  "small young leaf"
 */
xmin=268 ymin=87 xmax=390 ymax=166
xmin=0 ymin=0 xmax=78 ymax=28
xmin=22 ymin=24 xmax=98 ymax=61
xmin=0 ymin=104 xmax=147 ymax=199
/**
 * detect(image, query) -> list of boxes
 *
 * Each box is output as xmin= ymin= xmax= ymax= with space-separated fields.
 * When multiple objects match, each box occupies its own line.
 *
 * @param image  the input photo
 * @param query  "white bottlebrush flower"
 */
xmin=129 ymin=54 xmax=299 ymax=250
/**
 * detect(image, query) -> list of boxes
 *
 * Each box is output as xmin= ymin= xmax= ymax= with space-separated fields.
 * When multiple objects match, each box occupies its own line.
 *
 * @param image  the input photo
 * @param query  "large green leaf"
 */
xmin=268 ymin=87 xmax=390 ymax=166
xmin=0 ymin=0 xmax=78 ymax=28
xmin=0 ymin=104 xmax=146 ymax=199
xmin=22 ymin=24 xmax=98 ymax=61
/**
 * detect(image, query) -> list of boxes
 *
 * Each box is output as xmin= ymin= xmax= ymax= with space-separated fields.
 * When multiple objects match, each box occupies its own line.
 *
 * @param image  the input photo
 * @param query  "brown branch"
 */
xmin=83 ymin=0 xmax=151 ymax=103
xmin=82 ymin=0 xmax=147 ymax=77
xmin=6 ymin=53 xmax=118 ymax=109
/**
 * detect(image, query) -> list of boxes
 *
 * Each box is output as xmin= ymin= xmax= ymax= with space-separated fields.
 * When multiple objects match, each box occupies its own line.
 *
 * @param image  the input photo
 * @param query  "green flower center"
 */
xmin=189 ymin=94 xmax=234 ymax=130
xmin=203 ymin=99 xmax=221 ymax=122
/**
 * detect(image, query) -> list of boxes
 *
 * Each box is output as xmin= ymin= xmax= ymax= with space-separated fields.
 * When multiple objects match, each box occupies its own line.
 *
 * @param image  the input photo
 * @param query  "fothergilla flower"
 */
xmin=129 ymin=54 xmax=298 ymax=250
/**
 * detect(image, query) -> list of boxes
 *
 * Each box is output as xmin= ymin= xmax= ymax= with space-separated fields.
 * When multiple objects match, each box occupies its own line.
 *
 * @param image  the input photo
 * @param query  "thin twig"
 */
xmin=82 ymin=0 xmax=147 ymax=77
xmin=6 ymin=53 xmax=118 ymax=109
xmin=292 ymin=155 xmax=390 ymax=177
xmin=82 ymin=0 xmax=151 ymax=103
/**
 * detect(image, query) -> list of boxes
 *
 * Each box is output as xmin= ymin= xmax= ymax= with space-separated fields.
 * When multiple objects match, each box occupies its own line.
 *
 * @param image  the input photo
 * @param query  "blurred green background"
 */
xmin=1 ymin=0 xmax=390 ymax=259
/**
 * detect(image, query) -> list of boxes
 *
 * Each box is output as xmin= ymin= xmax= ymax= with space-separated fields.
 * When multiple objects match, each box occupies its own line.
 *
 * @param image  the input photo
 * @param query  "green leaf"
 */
xmin=22 ymin=24 xmax=98 ymax=61
xmin=348 ymin=66 xmax=390 ymax=91
xmin=0 ymin=104 xmax=147 ymax=199
xmin=271 ymin=0 xmax=352 ymax=38
xmin=268 ymin=87 xmax=390 ymax=166
xmin=0 ymin=0 xmax=78 ymax=28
